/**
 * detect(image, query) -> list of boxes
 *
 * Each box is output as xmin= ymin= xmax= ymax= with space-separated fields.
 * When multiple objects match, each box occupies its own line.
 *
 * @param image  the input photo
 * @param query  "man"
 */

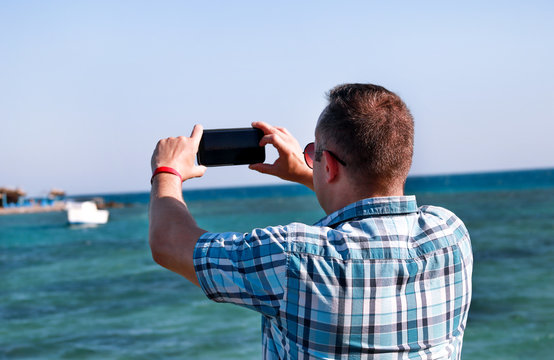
xmin=149 ymin=84 xmax=473 ymax=359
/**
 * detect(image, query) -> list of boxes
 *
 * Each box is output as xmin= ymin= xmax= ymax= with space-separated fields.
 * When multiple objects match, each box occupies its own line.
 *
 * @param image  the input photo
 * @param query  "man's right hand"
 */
xmin=249 ymin=121 xmax=314 ymax=190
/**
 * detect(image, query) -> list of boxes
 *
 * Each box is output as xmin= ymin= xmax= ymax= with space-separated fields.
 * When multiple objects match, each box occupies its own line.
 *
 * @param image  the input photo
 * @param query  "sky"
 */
xmin=1 ymin=0 xmax=553 ymax=196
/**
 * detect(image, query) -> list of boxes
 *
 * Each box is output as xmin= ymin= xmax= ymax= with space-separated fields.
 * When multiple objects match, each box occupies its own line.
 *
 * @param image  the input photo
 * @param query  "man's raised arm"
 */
xmin=148 ymin=125 xmax=207 ymax=286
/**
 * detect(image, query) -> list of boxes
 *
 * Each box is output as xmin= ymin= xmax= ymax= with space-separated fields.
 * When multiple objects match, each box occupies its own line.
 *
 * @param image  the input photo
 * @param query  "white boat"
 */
xmin=65 ymin=201 xmax=109 ymax=225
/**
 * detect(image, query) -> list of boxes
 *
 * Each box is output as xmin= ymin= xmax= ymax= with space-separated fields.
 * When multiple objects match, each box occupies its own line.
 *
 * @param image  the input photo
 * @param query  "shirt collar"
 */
xmin=314 ymin=196 xmax=418 ymax=228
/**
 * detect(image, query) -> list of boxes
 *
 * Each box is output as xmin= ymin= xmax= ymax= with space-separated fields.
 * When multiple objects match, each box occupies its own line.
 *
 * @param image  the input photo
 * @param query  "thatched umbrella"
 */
xmin=48 ymin=188 xmax=66 ymax=199
xmin=0 ymin=187 xmax=26 ymax=206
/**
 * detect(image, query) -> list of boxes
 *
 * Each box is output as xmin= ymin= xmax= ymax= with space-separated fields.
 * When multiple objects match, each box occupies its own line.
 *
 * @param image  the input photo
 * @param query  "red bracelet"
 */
xmin=151 ymin=166 xmax=183 ymax=184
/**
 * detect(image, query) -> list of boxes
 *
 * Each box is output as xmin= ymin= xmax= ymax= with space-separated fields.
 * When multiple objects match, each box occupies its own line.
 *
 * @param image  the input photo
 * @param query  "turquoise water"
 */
xmin=1 ymin=169 xmax=554 ymax=359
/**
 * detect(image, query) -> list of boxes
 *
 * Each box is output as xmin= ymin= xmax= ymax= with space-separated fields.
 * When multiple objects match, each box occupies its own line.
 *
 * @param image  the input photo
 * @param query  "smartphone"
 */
xmin=197 ymin=127 xmax=265 ymax=166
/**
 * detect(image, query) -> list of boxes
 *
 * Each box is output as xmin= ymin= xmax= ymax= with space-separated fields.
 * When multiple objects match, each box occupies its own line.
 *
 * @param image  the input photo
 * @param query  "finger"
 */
xmin=252 ymin=121 xmax=277 ymax=135
xmin=259 ymin=134 xmax=275 ymax=147
xmin=260 ymin=133 xmax=288 ymax=152
xmin=249 ymin=163 xmax=274 ymax=175
xmin=190 ymin=124 xmax=204 ymax=145
xmin=274 ymin=126 xmax=290 ymax=135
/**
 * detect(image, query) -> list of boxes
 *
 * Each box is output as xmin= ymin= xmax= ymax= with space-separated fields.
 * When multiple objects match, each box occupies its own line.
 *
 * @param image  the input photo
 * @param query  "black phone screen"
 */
xmin=197 ymin=128 xmax=265 ymax=166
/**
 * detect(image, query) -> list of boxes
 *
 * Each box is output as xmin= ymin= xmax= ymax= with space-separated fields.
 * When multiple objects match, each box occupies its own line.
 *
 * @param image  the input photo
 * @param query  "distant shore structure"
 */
xmin=0 ymin=187 xmax=66 ymax=215
xmin=0 ymin=187 xmax=26 ymax=205
xmin=0 ymin=186 xmax=127 ymax=216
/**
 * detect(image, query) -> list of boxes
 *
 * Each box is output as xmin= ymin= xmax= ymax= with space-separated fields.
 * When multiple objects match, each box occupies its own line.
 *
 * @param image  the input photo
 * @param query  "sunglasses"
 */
xmin=303 ymin=142 xmax=347 ymax=169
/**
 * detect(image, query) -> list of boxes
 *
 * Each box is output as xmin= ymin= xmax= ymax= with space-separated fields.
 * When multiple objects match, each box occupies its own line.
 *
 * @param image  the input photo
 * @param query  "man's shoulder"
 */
xmin=197 ymin=222 xmax=316 ymax=248
xmin=419 ymin=204 xmax=457 ymax=218
xmin=417 ymin=204 xmax=470 ymax=242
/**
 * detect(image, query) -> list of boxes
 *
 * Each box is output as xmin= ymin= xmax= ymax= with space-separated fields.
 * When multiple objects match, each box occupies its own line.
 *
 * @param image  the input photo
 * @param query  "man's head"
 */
xmin=315 ymin=83 xmax=414 ymax=191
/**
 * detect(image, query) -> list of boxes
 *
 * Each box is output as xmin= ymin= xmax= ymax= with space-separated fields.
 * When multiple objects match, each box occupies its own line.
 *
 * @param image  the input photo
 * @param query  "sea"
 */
xmin=1 ymin=168 xmax=553 ymax=359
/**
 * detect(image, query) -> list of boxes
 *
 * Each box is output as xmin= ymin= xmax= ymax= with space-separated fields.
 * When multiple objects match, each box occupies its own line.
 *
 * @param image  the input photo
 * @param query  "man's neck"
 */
xmin=324 ymin=180 xmax=405 ymax=214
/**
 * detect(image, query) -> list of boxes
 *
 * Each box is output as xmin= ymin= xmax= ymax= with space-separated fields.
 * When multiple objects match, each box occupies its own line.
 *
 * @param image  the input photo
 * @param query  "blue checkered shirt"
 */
xmin=194 ymin=196 xmax=472 ymax=359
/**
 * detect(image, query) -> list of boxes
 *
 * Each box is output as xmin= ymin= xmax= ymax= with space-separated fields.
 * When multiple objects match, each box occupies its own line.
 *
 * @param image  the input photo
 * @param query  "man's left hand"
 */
xmin=151 ymin=124 xmax=207 ymax=182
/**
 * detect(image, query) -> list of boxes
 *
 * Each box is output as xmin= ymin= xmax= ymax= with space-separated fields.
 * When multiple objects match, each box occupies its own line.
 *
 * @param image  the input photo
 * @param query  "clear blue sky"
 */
xmin=1 ymin=1 xmax=553 ymax=196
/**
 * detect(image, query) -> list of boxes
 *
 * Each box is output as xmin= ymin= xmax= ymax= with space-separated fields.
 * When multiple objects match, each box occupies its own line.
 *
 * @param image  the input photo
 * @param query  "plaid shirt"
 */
xmin=194 ymin=196 xmax=472 ymax=359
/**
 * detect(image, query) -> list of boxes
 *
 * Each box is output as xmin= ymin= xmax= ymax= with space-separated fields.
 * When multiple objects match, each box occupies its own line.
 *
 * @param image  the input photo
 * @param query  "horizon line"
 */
xmin=67 ymin=166 xmax=554 ymax=198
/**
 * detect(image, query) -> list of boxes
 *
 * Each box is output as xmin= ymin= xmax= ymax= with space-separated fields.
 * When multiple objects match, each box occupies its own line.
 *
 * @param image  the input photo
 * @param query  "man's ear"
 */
xmin=323 ymin=151 xmax=339 ymax=183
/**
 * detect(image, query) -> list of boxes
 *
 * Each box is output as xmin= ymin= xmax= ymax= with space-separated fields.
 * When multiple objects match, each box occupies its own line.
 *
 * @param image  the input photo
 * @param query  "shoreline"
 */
xmin=0 ymin=202 xmax=65 ymax=215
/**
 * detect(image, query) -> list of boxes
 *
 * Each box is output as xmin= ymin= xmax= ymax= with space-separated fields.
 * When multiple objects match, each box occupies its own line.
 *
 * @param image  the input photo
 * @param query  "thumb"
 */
xmin=249 ymin=163 xmax=273 ymax=175
xmin=188 ymin=165 xmax=207 ymax=179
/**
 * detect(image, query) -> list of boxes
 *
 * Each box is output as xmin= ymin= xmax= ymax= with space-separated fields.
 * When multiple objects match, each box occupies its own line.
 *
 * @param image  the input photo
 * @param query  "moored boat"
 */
xmin=65 ymin=201 xmax=109 ymax=225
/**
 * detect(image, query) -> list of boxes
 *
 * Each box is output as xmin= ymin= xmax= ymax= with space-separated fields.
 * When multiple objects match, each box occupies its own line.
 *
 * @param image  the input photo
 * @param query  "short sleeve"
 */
xmin=193 ymin=226 xmax=289 ymax=318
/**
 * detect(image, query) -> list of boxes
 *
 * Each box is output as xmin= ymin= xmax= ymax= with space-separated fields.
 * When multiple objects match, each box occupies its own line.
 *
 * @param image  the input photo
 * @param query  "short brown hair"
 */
xmin=317 ymin=83 xmax=414 ymax=184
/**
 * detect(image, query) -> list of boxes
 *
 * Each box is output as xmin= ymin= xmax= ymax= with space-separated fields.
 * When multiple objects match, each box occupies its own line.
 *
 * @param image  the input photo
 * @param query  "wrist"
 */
xmin=151 ymin=166 xmax=183 ymax=184
xmin=151 ymin=173 xmax=184 ymax=200
xmin=151 ymin=172 xmax=182 ymax=184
